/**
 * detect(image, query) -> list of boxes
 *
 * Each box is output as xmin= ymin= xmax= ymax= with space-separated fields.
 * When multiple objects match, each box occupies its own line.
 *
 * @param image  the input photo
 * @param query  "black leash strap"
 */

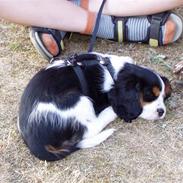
xmin=88 ymin=0 xmax=107 ymax=52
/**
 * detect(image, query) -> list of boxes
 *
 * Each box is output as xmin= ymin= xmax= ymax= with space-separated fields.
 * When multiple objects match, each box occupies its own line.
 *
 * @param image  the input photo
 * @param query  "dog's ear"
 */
xmin=108 ymin=64 xmax=143 ymax=122
xmin=160 ymin=76 xmax=172 ymax=99
xmin=108 ymin=84 xmax=142 ymax=122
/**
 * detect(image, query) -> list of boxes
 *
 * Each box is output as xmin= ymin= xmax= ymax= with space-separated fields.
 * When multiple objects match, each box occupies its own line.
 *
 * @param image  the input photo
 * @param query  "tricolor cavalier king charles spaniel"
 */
xmin=18 ymin=53 xmax=171 ymax=161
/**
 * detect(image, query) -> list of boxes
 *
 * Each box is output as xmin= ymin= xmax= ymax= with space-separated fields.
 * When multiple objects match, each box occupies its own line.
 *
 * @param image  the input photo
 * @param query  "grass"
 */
xmin=1 ymin=10 xmax=183 ymax=182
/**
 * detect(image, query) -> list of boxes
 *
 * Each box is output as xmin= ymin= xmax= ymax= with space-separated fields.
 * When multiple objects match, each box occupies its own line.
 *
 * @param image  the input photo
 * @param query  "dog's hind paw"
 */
xmin=77 ymin=128 xmax=116 ymax=149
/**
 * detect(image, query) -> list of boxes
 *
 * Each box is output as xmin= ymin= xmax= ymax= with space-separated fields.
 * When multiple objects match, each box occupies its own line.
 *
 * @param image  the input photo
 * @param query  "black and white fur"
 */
xmin=18 ymin=53 xmax=171 ymax=161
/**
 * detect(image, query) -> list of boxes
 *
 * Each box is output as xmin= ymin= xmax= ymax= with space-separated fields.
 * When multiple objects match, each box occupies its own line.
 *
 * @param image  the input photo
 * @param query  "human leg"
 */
xmin=1 ymin=0 xmax=183 ymax=29
xmin=0 ymin=0 xmax=88 ymax=32
xmin=85 ymin=0 xmax=183 ymax=16
xmin=1 ymin=0 xmax=182 ymax=59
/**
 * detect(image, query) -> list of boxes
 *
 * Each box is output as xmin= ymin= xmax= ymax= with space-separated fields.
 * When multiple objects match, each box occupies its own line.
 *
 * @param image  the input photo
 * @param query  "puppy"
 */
xmin=18 ymin=53 xmax=172 ymax=161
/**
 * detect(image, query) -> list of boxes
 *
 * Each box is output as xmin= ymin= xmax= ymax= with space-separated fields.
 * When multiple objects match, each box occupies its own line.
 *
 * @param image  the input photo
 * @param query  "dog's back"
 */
xmin=19 ymin=65 xmax=86 ymax=161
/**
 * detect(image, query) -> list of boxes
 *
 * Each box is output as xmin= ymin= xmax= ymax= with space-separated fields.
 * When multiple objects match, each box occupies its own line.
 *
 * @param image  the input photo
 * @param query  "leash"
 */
xmin=88 ymin=0 xmax=107 ymax=52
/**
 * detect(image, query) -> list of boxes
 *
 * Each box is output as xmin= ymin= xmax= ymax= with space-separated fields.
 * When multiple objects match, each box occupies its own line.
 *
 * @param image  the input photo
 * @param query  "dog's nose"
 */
xmin=157 ymin=108 xmax=164 ymax=117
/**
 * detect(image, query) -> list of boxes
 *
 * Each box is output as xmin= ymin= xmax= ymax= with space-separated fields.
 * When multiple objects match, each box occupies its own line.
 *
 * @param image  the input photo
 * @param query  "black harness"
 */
xmin=55 ymin=53 xmax=115 ymax=96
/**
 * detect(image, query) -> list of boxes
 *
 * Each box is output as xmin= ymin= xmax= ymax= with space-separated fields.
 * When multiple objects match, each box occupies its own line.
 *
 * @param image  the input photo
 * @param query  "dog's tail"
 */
xmin=42 ymin=128 xmax=115 ymax=161
xmin=43 ymin=142 xmax=80 ymax=161
xmin=22 ymin=115 xmax=86 ymax=161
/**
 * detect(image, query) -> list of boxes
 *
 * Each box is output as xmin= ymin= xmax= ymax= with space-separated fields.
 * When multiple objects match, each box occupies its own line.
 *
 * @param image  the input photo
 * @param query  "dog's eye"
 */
xmin=143 ymin=88 xmax=157 ymax=102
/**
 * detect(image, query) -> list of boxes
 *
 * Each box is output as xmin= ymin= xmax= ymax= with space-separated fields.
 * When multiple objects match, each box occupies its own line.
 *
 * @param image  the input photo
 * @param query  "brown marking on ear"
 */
xmin=152 ymin=86 xmax=160 ymax=97
xmin=45 ymin=145 xmax=70 ymax=154
xmin=164 ymin=80 xmax=172 ymax=99
xmin=161 ymin=76 xmax=172 ymax=99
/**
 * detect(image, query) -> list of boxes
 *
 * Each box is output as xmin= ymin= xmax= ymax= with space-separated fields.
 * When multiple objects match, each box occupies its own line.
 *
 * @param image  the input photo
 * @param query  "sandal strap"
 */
xmin=148 ymin=11 xmax=171 ymax=47
xmin=112 ymin=16 xmax=128 ymax=43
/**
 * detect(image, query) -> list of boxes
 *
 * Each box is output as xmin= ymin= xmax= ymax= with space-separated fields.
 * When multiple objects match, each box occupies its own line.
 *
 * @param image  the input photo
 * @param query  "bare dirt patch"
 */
xmin=1 ymin=11 xmax=183 ymax=183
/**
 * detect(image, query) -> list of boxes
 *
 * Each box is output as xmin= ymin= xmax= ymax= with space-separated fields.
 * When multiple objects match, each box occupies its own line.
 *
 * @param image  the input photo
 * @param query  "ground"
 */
xmin=1 ymin=10 xmax=183 ymax=183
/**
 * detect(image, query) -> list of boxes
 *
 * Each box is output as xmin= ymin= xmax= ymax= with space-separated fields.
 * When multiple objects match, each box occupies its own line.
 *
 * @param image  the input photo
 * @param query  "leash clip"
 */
xmin=64 ymin=54 xmax=79 ymax=66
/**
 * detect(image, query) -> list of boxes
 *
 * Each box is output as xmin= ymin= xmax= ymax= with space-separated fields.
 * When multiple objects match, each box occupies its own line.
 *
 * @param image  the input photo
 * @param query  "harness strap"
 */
xmin=102 ymin=57 xmax=115 ymax=79
xmin=54 ymin=53 xmax=115 ymax=95
xmin=88 ymin=0 xmax=107 ymax=52
xmin=71 ymin=53 xmax=115 ymax=80
xmin=72 ymin=65 xmax=89 ymax=95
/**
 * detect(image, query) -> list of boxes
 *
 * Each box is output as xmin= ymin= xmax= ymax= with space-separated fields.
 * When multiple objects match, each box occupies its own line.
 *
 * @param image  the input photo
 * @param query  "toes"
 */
xmin=41 ymin=33 xmax=59 ymax=56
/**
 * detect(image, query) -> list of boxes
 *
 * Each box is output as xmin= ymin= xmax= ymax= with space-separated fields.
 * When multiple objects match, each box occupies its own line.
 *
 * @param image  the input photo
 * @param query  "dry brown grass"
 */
xmin=1 ymin=10 xmax=183 ymax=182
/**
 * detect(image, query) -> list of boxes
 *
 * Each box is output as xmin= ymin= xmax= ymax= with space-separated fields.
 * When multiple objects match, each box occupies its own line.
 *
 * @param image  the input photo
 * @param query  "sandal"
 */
xmin=112 ymin=11 xmax=183 ymax=47
xmin=29 ymin=27 xmax=66 ymax=60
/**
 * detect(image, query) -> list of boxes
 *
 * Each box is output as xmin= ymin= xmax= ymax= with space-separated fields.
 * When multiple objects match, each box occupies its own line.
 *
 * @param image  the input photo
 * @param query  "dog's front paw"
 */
xmin=103 ymin=128 xmax=116 ymax=137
